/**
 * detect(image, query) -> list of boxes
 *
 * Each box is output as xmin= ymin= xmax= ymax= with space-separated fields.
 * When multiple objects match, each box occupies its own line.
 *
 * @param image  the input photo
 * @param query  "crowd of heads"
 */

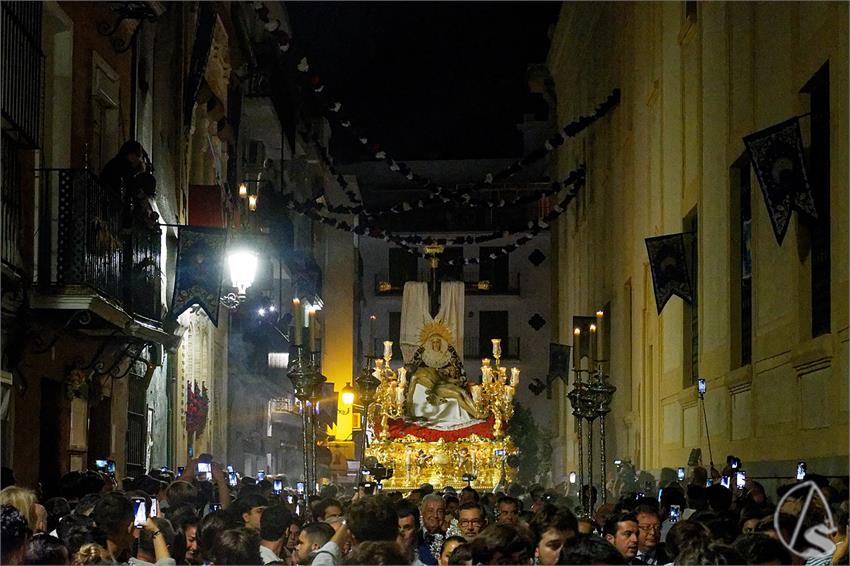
xmin=1 ymin=458 xmax=848 ymax=565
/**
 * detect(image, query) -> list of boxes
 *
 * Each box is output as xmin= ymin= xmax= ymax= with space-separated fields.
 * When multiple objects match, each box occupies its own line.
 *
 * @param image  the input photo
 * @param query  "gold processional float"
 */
xmin=363 ymin=321 xmax=520 ymax=490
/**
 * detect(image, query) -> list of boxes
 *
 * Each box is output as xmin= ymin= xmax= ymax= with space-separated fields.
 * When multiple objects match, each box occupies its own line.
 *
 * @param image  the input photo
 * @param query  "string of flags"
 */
xmin=298 ymin=131 xmax=363 ymax=205
xmin=249 ymin=0 xmax=618 ymax=217
xmin=280 ymin=164 xmax=586 ymax=266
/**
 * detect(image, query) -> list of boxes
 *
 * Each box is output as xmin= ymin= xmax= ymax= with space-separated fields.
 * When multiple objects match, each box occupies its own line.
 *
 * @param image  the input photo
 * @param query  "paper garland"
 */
xmin=249 ymin=1 xmax=618 ymax=219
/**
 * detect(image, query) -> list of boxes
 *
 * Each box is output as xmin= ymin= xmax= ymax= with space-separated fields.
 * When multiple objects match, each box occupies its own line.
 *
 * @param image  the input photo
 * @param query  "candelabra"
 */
xmin=286 ymin=299 xmax=326 ymax=511
xmin=473 ymin=339 xmax=520 ymax=438
xmin=567 ymin=312 xmax=616 ymax=512
xmin=373 ymin=341 xmax=407 ymax=439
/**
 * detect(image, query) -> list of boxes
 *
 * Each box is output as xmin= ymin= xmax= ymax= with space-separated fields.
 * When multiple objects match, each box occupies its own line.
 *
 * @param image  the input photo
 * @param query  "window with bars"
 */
xmin=683 ymin=210 xmax=699 ymax=387
xmin=731 ymin=154 xmax=753 ymax=367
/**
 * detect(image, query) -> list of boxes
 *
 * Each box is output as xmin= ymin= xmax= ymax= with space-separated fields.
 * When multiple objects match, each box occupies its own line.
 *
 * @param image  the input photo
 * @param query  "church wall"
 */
xmin=547 ymin=1 xmax=848 ymax=487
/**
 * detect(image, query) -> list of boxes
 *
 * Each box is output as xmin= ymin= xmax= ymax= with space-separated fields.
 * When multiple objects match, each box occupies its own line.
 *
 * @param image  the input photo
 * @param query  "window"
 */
xmin=388 ymin=311 xmax=401 ymax=359
xmin=479 ymin=247 xmax=509 ymax=291
xmin=91 ymin=52 xmax=120 ymax=173
xmin=801 ymin=62 xmax=831 ymax=337
xmin=479 ymin=311 xmax=509 ymax=359
xmin=682 ymin=209 xmax=698 ymax=387
xmin=730 ymin=154 xmax=753 ymax=367
xmin=435 ymin=247 xmax=463 ymax=282
xmin=388 ymin=248 xmax=418 ymax=287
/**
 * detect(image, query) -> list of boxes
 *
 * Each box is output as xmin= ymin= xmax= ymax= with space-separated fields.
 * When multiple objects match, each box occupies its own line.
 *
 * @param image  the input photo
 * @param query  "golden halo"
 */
xmin=418 ymin=320 xmax=454 ymax=346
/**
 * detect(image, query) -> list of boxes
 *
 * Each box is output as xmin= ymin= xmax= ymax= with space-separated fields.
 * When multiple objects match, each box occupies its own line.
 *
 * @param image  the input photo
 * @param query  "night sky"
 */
xmin=286 ymin=2 xmax=561 ymax=162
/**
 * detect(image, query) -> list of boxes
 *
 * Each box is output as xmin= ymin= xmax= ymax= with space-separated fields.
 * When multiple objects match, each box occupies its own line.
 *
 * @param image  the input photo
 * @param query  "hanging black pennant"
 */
xmin=645 ymin=233 xmax=694 ymax=314
xmin=171 ymin=226 xmax=226 ymax=326
xmin=743 ymin=117 xmax=817 ymax=245
xmin=548 ymin=343 xmax=572 ymax=384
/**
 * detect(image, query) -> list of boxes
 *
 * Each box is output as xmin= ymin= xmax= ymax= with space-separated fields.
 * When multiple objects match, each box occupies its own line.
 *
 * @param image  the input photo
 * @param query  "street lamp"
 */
xmin=228 ymin=249 xmax=258 ymax=297
xmin=341 ymin=383 xmax=355 ymax=407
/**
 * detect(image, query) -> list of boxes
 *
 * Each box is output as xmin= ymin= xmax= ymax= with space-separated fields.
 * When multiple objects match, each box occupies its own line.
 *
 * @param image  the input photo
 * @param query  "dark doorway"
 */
xmin=39 ymin=379 xmax=63 ymax=497
xmin=479 ymin=311 xmax=509 ymax=359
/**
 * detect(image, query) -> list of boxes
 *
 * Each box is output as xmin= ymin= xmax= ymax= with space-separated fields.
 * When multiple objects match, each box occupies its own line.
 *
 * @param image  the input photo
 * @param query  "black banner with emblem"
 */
xmin=171 ymin=226 xmax=226 ymax=326
xmin=645 ymin=233 xmax=694 ymax=314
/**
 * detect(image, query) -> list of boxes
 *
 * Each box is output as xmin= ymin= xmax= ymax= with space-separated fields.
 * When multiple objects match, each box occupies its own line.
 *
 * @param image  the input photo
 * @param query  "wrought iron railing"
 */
xmin=1 ymin=135 xmax=23 ymax=272
xmin=1 ymin=1 xmax=44 ymax=148
xmin=373 ymin=271 xmax=520 ymax=295
xmin=41 ymin=168 xmax=162 ymax=321
xmin=463 ymin=336 xmax=521 ymax=360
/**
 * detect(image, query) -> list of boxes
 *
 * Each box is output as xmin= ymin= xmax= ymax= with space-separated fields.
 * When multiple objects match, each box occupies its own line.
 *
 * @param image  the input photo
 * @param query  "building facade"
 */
xmin=546 ymin=1 xmax=848 ymax=491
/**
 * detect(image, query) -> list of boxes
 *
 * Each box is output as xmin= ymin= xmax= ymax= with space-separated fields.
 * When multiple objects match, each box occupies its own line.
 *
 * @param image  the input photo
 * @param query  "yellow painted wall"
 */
xmin=548 ymin=2 xmax=848 ymax=483
xmin=318 ymin=225 xmax=357 ymax=445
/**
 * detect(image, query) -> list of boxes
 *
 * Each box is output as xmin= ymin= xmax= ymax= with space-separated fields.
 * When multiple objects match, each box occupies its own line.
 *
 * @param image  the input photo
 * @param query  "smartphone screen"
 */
xmin=132 ymin=499 xmax=147 ymax=528
xmin=226 ymin=465 xmax=234 ymax=473
xmin=95 ymin=459 xmax=108 ymax=472
xmin=149 ymin=497 xmax=158 ymax=518
xmin=209 ymin=503 xmax=221 ymax=512
xmin=106 ymin=460 xmax=116 ymax=477
xmin=657 ymin=488 xmax=663 ymax=502
xmin=273 ymin=479 xmax=283 ymax=493
xmin=256 ymin=471 xmax=266 ymax=481
xmin=796 ymin=462 xmax=807 ymax=480
xmin=227 ymin=472 xmax=237 ymax=487
xmin=720 ymin=476 xmax=731 ymax=489
xmin=736 ymin=471 xmax=746 ymax=489
xmin=569 ymin=472 xmax=577 ymax=484
xmin=377 ymin=483 xmax=383 ymax=491
xmin=677 ymin=467 xmax=685 ymax=481
xmin=669 ymin=505 xmax=681 ymax=523
xmin=698 ymin=378 xmax=706 ymax=395
xmin=196 ymin=462 xmax=211 ymax=481
xmin=296 ymin=482 xmax=305 ymax=494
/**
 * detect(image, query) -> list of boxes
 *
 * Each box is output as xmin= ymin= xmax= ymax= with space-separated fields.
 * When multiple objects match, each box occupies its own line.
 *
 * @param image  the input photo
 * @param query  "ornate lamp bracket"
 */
xmin=98 ymin=1 xmax=165 ymax=54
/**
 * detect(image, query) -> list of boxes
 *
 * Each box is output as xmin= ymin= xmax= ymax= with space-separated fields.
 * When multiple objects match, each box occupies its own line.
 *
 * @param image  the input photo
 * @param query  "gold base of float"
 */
xmin=364 ymin=434 xmax=517 ymax=491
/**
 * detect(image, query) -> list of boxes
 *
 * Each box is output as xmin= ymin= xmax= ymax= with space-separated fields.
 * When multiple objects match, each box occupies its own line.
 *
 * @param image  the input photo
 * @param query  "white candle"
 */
xmin=589 ymin=324 xmax=597 ymax=364
xmin=491 ymin=338 xmax=502 ymax=358
xmin=383 ymin=340 xmax=393 ymax=360
xmin=596 ymin=310 xmax=604 ymax=361
xmin=396 ymin=388 xmax=405 ymax=405
xmin=471 ymin=385 xmax=481 ymax=403
xmin=398 ymin=367 xmax=407 ymax=388
xmin=510 ymin=367 xmax=520 ymax=386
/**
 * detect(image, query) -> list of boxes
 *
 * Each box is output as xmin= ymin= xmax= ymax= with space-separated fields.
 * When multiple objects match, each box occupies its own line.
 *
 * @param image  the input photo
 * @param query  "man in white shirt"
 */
xmin=259 ymin=505 xmax=294 ymax=564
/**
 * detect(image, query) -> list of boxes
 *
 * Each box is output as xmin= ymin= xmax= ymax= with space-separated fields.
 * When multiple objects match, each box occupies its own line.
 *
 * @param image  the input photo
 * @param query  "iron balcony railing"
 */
xmin=39 ymin=168 xmax=162 ymax=322
xmin=374 ymin=271 xmax=521 ymax=295
xmin=1 ymin=135 xmax=24 ymax=272
xmin=463 ymin=336 xmax=521 ymax=360
xmin=1 ymin=1 xmax=44 ymax=148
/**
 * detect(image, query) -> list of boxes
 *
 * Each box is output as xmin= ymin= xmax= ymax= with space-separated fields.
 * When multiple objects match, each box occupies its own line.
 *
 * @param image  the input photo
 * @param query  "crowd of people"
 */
xmin=1 ymin=457 xmax=848 ymax=565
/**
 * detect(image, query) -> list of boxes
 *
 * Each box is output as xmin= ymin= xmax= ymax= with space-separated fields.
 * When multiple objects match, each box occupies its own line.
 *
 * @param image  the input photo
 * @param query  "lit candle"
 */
xmin=573 ymin=328 xmax=581 ymax=372
xmin=293 ymin=299 xmax=303 ymax=346
xmin=248 ymin=194 xmax=258 ymax=211
xmin=308 ymin=308 xmax=317 ymax=352
xmin=510 ymin=367 xmax=520 ymax=386
xmin=369 ymin=315 xmax=376 ymax=356
xmin=483 ymin=358 xmax=491 ymax=368
xmin=383 ymin=340 xmax=393 ymax=360
xmin=239 ymin=183 xmax=248 ymax=198
xmin=491 ymin=338 xmax=502 ymax=359
xmin=596 ymin=310 xmax=604 ymax=361
xmin=589 ymin=324 xmax=597 ymax=365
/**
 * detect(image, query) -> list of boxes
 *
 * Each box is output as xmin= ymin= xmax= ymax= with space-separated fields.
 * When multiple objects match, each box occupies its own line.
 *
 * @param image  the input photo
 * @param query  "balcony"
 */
xmin=374 ymin=271 xmax=521 ymax=296
xmin=37 ymin=168 xmax=162 ymax=323
xmin=463 ymin=336 xmax=521 ymax=360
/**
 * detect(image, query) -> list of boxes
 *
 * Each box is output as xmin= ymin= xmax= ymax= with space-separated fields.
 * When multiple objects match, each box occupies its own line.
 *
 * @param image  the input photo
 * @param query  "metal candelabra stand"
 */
xmin=353 ymin=352 xmax=381 ymax=477
xmin=287 ymin=343 xmax=326 ymax=515
xmin=567 ymin=341 xmax=616 ymax=512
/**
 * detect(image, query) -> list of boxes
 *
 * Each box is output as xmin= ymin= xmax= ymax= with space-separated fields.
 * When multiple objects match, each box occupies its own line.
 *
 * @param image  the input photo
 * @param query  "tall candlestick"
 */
xmin=573 ymin=327 xmax=581 ymax=372
xmin=369 ymin=315 xmax=376 ymax=356
xmin=589 ymin=324 xmax=597 ymax=365
xmin=308 ymin=309 xmax=317 ymax=352
xmin=596 ymin=310 xmax=604 ymax=361
xmin=293 ymin=299 xmax=303 ymax=346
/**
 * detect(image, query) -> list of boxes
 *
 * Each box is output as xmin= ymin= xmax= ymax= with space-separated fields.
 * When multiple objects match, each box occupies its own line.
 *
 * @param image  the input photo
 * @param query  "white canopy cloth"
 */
xmin=399 ymin=281 xmax=465 ymax=362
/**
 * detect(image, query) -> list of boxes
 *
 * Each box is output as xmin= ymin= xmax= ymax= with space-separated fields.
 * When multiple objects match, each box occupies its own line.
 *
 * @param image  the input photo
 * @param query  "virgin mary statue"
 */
xmin=405 ymin=321 xmax=486 ymax=430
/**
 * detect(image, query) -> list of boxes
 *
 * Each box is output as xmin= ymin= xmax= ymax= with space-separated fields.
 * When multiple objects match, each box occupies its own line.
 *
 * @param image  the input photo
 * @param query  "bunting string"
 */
xmin=249 ymin=1 xmax=618 ymax=218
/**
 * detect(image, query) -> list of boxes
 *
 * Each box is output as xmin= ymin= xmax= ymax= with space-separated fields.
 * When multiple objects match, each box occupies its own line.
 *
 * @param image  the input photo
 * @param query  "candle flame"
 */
xmin=590 ymin=324 xmax=597 ymax=332
xmin=574 ymin=327 xmax=581 ymax=336
xmin=596 ymin=310 xmax=604 ymax=318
